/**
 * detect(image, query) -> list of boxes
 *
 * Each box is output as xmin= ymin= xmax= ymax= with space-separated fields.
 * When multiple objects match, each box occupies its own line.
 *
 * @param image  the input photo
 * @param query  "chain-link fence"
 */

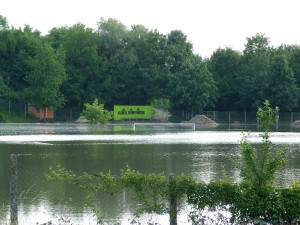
xmin=170 ymin=110 xmax=300 ymax=125
xmin=0 ymin=99 xmax=82 ymax=122
xmin=0 ymin=99 xmax=28 ymax=116
xmin=54 ymin=108 xmax=81 ymax=122
xmin=2 ymin=98 xmax=300 ymax=124
xmin=4 ymin=154 xmax=180 ymax=225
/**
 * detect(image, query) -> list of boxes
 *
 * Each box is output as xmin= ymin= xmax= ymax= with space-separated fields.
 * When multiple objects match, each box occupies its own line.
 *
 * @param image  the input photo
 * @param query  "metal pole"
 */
xmin=70 ymin=109 xmax=73 ymax=122
xmin=229 ymin=112 xmax=231 ymax=123
xmin=291 ymin=112 xmax=293 ymax=124
xmin=10 ymin=154 xmax=18 ymax=225
xmin=169 ymin=174 xmax=177 ymax=225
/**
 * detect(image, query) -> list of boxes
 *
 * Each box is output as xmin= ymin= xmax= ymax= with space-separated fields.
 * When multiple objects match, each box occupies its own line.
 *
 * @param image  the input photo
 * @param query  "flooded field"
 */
xmin=0 ymin=123 xmax=299 ymax=224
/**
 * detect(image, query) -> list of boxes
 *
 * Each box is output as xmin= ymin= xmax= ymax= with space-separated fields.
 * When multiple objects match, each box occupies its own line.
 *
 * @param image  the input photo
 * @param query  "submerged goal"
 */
xmin=132 ymin=123 xmax=196 ymax=131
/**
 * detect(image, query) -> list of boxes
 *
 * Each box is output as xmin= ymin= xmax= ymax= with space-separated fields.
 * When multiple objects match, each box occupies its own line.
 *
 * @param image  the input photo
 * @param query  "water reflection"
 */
xmin=0 ymin=124 xmax=300 ymax=224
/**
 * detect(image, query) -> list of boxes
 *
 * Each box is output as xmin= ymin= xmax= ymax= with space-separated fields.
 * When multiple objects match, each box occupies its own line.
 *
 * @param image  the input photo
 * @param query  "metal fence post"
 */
xmin=10 ymin=154 xmax=18 ymax=225
xmin=169 ymin=174 xmax=177 ymax=225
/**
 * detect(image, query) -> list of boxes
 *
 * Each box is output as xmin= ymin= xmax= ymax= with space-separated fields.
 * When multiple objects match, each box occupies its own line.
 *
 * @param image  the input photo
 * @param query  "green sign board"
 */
xmin=114 ymin=105 xmax=153 ymax=121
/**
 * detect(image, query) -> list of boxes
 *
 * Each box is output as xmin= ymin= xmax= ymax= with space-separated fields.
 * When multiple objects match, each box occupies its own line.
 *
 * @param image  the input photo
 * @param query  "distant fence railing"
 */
xmin=201 ymin=111 xmax=300 ymax=124
xmin=1 ymin=98 xmax=300 ymax=124
xmin=0 ymin=99 xmax=81 ymax=122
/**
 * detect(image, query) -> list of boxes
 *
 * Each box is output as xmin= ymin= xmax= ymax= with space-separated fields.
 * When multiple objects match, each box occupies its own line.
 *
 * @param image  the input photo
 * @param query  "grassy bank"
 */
xmin=0 ymin=110 xmax=37 ymax=123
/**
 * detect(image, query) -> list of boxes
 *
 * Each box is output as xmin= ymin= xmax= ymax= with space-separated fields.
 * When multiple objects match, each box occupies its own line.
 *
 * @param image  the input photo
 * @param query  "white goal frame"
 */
xmin=132 ymin=123 xmax=195 ymax=131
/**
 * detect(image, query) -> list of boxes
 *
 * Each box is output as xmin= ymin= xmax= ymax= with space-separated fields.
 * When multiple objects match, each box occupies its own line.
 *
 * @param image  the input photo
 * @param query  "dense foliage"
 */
xmin=80 ymin=98 xmax=113 ymax=124
xmin=47 ymin=102 xmax=300 ymax=224
xmin=1 ymin=15 xmax=300 ymax=113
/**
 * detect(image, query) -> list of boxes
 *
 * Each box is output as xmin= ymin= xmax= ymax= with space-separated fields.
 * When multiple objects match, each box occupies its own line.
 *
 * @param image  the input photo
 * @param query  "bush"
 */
xmin=81 ymin=99 xmax=113 ymax=124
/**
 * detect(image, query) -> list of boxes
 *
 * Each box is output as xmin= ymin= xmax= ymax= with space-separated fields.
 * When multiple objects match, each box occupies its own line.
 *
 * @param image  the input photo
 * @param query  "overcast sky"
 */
xmin=1 ymin=0 xmax=300 ymax=57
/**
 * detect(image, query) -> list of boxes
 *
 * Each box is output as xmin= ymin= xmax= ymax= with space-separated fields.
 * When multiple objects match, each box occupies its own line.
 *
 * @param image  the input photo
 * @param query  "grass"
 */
xmin=0 ymin=109 xmax=37 ymax=123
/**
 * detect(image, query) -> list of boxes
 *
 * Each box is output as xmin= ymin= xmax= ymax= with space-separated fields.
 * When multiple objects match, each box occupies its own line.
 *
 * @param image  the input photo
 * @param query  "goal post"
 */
xmin=132 ymin=123 xmax=195 ymax=131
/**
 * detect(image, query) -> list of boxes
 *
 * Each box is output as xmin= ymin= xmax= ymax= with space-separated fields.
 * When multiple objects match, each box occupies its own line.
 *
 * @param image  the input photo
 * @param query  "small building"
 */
xmin=28 ymin=104 xmax=55 ymax=119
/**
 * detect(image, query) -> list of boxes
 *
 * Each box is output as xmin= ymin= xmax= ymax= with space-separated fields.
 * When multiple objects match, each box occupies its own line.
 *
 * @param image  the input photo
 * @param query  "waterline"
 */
xmin=0 ymin=131 xmax=300 ymax=144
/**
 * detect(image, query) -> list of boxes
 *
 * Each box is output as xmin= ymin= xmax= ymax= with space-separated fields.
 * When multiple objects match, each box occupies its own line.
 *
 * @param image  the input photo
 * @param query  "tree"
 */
xmin=288 ymin=46 xmax=300 ymax=108
xmin=169 ymin=55 xmax=217 ymax=114
xmin=239 ymin=100 xmax=285 ymax=187
xmin=0 ymin=26 xmax=66 ymax=109
xmin=49 ymin=23 xmax=106 ymax=108
xmin=81 ymin=99 xmax=113 ymax=124
xmin=243 ymin=33 xmax=270 ymax=55
xmin=96 ymin=18 xmax=130 ymax=106
xmin=0 ymin=15 xmax=9 ymax=30
xmin=119 ymin=26 xmax=170 ymax=105
xmin=209 ymin=47 xmax=241 ymax=110
xmin=237 ymin=34 xmax=272 ymax=110
xmin=25 ymin=41 xmax=67 ymax=109
xmin=268 ymin=53 xmax=299 ymax=111
xmin=291 ymin=47 xmax=300 ymax=79
xmin=166 ymin=30 xmax=194 ymax=73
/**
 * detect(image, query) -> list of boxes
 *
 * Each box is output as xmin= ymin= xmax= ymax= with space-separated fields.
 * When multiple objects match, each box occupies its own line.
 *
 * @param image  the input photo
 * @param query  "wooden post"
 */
xmin=70 ymin=109 xmax=73 ymax=122
xmin=10 ymin=154 xmax=18 ymax=225
xmin=169 ymin=174 xmax=177 ymax=225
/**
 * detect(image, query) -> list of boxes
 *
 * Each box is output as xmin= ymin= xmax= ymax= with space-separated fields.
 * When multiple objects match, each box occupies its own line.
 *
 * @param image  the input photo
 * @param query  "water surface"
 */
xmin=0 ymin=123 xmax=299 ymax=224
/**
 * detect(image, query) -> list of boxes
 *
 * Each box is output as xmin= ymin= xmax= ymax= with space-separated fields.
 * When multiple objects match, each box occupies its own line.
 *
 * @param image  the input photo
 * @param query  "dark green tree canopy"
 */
xmin=2 ymin=16 xmax=300 ymax=115
xmin=209 ymin=47 xmax=241 ymax=110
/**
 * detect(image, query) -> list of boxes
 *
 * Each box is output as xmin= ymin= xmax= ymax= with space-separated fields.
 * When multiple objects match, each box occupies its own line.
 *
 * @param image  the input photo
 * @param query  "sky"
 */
xmin=1 ymin=0 xmax=300 ymax=57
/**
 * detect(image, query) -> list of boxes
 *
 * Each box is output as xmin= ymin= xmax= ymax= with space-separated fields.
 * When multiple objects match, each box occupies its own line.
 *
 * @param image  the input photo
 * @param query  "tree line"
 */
xmin=1 ymin=15 xmax=300 ymax=115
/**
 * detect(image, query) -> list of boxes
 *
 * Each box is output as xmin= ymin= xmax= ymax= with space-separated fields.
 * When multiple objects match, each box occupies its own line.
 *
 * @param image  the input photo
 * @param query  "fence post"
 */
xmin=169 ymin=174 xmax=177 ymax=225
xmin=70 ymin=109 xmax=73 ymax=122
xmin=10 ymin=154 xmax=18 ymax=225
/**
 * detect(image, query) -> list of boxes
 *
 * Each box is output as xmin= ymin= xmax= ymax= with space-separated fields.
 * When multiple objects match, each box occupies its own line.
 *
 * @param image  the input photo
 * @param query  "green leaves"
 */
xmin=26 ymin=41 xmax=67 ymax=109
xmin=80 ymin=99 xmax=113 ymax=124
xmin=169 ymin=55 xmax=217 ymax=113
xmin=239 ymin=101 xmax=286 ymax=188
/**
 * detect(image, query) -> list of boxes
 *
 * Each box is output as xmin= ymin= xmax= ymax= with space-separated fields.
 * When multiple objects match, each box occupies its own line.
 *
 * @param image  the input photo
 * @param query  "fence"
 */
xmin=4 ymin=154 xmax=93 ymax=225
xmin=0 ymin=99 xmax=81 ymax=122
xmin=6 ymin=154 xmax=180 ymax=225
xmin=0 ymin=99 xmax=28 ymax=117
xmin=2 ymin=99 xmax=300 ymax=124
xmin=202 ymin=111 xmax=300 ymax=125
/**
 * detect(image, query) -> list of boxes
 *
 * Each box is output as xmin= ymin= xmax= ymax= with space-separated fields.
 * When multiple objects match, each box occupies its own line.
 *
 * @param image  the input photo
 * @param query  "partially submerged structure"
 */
xmin=28 ymin=104 xmax=54 ymax=119
xmin=186 ymin=115 xmax=219 ymax=129
xmin=291 ymin=120 xmax=300 ymax=128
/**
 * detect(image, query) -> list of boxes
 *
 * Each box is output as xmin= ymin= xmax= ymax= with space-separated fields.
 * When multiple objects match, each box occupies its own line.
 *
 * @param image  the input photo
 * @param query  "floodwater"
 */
xmin=0 ymin=123 xmax=300 ymax=224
